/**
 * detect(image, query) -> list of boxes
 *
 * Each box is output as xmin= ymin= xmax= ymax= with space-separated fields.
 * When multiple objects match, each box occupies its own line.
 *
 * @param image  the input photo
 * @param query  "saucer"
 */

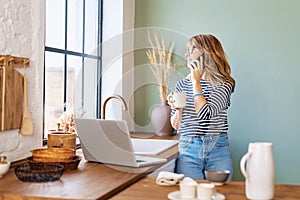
xmin=210 ymin=181 xmax=224 ymax=186
xmin=213 ymin=193 xmax=226 ymax=200
xmin=168 ymin=191 xmax=196 ymax=200
xmin=168 ymin=190 xmax=225 ymax=200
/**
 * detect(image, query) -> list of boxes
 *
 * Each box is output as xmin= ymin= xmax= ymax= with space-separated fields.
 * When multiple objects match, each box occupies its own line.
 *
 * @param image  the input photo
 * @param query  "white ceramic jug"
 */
xmin=240 ymin=142 xmax=274 ymax=200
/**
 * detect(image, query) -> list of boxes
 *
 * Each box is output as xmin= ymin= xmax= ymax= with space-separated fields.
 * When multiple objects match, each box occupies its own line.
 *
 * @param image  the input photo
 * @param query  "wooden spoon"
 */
xmin=20 ymin=74 xmax=33 ymax=135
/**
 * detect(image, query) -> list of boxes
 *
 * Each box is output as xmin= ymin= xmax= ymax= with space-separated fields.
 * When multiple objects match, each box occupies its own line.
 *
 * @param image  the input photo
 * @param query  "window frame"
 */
xmin=43 ymin=0 xmax=103 ymax=139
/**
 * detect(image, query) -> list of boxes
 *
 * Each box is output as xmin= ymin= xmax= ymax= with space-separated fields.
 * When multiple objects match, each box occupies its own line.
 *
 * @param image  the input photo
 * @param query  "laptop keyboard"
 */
xmin=136 ymin=159 xmax=146 ymax=163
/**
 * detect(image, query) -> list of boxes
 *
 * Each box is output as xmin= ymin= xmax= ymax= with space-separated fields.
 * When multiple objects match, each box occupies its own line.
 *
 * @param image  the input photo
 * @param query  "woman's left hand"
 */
xmin=187 ymin=57 xmax=204 ymax=83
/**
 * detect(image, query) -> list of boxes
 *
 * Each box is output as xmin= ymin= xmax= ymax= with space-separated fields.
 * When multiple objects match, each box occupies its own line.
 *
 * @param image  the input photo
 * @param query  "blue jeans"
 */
xmin=175 ymin=133 xmax=233 ymax=180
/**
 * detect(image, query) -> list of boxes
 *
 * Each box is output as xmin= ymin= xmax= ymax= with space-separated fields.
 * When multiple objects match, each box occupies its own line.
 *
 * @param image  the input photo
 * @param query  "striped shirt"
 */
xmin=171 ymin=78 xmax=233 ymax=136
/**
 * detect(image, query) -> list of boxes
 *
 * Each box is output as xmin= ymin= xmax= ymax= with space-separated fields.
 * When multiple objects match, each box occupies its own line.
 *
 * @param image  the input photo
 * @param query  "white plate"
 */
xmin=168 ymin=190 xmax=225 ymax=200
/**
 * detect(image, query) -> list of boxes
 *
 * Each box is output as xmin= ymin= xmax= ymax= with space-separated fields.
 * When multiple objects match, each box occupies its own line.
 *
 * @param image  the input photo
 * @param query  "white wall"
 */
xmin=0 ymin=0 xmax=135 ymax=162
xmin=102 ymin=0 xmax=135 ymax=131
xmin=134 ymin=0 xmax=300 ymax=184
xmin=0 ymin=0 xmax=45 ymax=162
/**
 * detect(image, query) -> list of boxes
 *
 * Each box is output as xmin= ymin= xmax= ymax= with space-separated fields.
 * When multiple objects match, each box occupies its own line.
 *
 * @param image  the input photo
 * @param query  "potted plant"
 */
xmin=146 ymin=33 xmax=175 ymax=136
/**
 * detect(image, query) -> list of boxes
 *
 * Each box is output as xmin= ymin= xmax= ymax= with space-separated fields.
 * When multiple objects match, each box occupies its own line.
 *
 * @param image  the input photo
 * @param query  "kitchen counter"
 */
xmin=0 ymin=134 xmax=178 ymax=200
xmin=111 ymin=176 xmax=300 ymax=200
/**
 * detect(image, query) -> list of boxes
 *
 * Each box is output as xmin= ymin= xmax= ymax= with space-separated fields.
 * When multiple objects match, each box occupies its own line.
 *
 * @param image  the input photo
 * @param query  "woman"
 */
xmin=168 ymin=34 xmax=235 ymax=180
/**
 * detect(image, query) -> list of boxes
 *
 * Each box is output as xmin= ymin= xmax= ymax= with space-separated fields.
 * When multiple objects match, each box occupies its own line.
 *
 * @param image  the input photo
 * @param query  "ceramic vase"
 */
xmin=151 ymin=100 xmax=174 ymax=136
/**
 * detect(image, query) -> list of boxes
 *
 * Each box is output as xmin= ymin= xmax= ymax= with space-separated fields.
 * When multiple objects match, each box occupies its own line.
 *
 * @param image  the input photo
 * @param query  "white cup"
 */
xmin=167 ymin=91 xmax=186 ymax=108
xmin=197 ymin=183 xmax=215 ymax=200
xmin=180 ymin=177 xmax=197 ymax=199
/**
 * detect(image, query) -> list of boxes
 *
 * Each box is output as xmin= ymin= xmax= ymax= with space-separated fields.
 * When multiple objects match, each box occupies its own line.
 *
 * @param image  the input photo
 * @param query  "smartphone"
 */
xmin=193 ymin=53 xmax=205 ymax=66
xmin=199 ymin=53 xmax=205 ymax=62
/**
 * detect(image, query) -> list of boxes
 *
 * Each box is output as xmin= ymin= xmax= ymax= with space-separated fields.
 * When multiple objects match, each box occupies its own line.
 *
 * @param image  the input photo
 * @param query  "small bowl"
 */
xmin=0 ymin=161 xmax=11 ymax=178
xmin=204 ymin=170 xmax=230 ymax=185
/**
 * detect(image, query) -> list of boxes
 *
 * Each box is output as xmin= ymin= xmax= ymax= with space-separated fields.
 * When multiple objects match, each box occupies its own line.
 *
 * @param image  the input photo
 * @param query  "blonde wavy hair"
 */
xmin=188 ymin=34 xmax=235 ymax=92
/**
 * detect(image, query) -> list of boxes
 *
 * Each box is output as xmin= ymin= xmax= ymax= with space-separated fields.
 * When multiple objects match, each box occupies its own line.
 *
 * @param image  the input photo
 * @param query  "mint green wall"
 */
xmin=134 ymin=0 xmax=300 ymax=184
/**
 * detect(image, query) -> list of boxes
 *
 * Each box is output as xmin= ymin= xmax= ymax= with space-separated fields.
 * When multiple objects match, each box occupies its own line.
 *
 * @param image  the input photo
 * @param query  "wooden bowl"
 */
xmin=28 ymin=155 xmax=82 ymax=171
xmin=31 ymin=148 xmax=75 ymax=162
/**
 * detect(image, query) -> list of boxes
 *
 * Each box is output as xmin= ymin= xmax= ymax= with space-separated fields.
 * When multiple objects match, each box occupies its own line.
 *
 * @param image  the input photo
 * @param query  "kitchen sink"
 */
xmin=131 ymin=138 xmax=178 ymax=155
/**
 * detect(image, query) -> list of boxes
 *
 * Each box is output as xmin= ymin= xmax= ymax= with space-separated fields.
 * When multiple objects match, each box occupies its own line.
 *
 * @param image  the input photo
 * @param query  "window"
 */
xmin=44 ymin=0 xmax=103 ymax=136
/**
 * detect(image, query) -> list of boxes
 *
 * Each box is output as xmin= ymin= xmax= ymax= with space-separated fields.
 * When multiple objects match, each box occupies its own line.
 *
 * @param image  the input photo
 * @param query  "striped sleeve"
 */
xmin=197 ymin=82 xmax=232 ymax=120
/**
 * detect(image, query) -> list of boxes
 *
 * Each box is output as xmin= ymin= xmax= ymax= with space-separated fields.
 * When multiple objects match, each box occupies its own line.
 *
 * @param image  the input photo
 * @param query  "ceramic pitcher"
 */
xmin=240 ymin=142 xmax=274 ymax=200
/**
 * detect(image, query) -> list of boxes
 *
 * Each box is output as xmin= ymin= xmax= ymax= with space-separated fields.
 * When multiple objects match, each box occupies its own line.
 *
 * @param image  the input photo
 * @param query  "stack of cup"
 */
xmin=180 ymin=177 xmax=197 ymax=199
xmin=179 ymin=177 xmax=225 ymax=200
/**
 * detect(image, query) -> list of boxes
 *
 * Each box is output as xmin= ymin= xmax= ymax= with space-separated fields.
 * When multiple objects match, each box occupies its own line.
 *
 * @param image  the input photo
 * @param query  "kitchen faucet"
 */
xmin=101 ymin=94 xmax=128 ymax=119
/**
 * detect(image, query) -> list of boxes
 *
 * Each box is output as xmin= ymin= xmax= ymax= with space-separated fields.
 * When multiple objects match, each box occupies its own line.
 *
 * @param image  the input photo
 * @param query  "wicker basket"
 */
xmin=14 ymin=163 xmax=64 ymax=182
xmin=28 ymin=155 xmax=82 ymax=171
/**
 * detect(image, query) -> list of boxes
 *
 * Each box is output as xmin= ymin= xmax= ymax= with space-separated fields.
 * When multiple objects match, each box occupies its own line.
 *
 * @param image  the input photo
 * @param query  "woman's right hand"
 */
xmin=167 ymin=92 xmax=184 ymax=111
xmin=167 ymin=92 xmax=176 ymax=109
xmin=187 ymin=57 xmax=204 ymax=83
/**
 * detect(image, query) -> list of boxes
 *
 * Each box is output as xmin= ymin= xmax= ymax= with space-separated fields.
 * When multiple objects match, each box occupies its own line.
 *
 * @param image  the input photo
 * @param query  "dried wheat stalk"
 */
xmin=146 ymin=32 xmax=175 ymax=100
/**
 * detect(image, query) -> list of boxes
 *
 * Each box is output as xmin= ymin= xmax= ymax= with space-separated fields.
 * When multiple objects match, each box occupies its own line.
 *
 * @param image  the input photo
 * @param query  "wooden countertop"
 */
xmin=0 ymin=134 xmax=178 ymax=200
xmin=111 ymin=176 xmax=300 ymax=200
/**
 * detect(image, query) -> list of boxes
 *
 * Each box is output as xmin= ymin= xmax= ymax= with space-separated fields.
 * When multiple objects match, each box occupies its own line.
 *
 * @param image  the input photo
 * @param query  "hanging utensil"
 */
xmin=20 ymin=59 xmax=33 ymax=135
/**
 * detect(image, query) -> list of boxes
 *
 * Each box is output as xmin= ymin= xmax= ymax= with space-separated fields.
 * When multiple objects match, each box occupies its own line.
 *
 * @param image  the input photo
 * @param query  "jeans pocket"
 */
xmin=215 ymin=134 xmax=229 ymax=147
xmin=179 ymin=136 xmax=193 ymax=152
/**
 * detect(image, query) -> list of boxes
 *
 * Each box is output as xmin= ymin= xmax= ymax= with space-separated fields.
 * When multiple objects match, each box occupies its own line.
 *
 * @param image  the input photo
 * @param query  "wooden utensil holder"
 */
xmin=47 ymin=131 xmax=77 ymax=151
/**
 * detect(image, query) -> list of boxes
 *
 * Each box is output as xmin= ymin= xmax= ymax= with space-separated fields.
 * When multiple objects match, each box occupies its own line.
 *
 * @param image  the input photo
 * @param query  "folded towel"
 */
xmin=156 ymin=171 xmax=185 ymax=186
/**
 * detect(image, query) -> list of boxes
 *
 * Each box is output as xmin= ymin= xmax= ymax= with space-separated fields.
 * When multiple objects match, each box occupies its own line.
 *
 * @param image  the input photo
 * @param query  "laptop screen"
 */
xmin=75 ymin=119 xmax=137 ymax=166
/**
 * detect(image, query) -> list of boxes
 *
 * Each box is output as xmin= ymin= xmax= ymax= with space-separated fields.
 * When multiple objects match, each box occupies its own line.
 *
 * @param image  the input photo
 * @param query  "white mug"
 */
xmin=167 ymin=91 xmax=186 ymax=108
xmin=197 ymin=183 xmax=215 ymax=200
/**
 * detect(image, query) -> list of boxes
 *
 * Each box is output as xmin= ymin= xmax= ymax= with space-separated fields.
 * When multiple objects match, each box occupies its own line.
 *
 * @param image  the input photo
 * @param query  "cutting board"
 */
xmin=0 ymin=66 xmax=24 ymax=131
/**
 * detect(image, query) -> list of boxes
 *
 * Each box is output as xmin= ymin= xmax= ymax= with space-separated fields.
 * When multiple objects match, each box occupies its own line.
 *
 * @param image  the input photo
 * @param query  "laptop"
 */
xmin=75 ymin=118 xmax=167 ymax=167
